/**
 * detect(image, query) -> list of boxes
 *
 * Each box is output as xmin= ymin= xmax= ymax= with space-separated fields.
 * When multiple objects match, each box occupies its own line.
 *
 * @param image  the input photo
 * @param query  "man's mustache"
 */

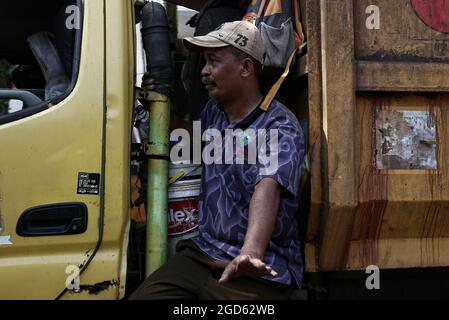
xmin=202 ymin=77 xmax=217 ymax=86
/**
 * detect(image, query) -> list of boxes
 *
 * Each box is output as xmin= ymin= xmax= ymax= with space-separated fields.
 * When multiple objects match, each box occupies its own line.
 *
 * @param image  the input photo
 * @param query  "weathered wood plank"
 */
xmin=347 ymin=237 xmax=449 ymax=270
xmin=320 ymin=0 xmax=357 ymax=206
xmin=304 ymin=0 xmax=323 ymax=272
xmin=310 ymin=0 xmax=358 ymax=272
xmin=357 ymin=61 xmax=449 ymax=92
xmin=319 ymin=206 xmax=357 ymax=271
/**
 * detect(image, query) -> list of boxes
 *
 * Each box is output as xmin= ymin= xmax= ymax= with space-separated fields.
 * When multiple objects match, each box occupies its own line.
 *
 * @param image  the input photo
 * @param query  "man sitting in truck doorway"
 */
xmin=130 ymin=20 xmax=305 ymax=300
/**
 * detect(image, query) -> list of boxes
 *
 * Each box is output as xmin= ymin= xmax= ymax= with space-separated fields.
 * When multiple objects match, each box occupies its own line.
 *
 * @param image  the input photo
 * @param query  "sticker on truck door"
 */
xmin=0 ymin=236 xmax=12 ymax=246
xmin=77 ymin=173 xmax=101 ymax=195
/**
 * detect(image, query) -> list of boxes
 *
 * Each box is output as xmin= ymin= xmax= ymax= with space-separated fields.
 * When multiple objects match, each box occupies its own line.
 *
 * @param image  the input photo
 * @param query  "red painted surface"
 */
xmin=411 ymin=0 xmax=449 ymax=33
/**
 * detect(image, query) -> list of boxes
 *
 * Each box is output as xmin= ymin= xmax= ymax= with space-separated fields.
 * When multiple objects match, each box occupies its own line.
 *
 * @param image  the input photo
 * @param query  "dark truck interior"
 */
xmin=0 ymin=0 xmax=79 ymax=121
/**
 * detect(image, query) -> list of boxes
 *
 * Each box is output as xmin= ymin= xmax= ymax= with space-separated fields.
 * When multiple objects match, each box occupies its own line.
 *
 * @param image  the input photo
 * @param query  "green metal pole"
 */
xmin=145 ymin=91 xmax=170 ymax=276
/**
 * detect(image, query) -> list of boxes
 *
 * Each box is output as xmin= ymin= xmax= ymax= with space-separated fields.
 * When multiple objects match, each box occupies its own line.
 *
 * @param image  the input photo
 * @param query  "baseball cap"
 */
xmin=183 ymin=20 xmax=264 ymax=63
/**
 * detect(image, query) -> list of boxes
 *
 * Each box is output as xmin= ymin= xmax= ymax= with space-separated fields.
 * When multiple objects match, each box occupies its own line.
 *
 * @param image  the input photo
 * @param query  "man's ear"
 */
xmin=240 ymin=58 xmax=254 ymax=78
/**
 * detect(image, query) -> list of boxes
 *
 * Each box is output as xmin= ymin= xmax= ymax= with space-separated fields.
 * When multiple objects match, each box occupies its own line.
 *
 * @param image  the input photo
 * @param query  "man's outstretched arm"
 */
xmin=219 ymin=177 xmax=281 ymax=284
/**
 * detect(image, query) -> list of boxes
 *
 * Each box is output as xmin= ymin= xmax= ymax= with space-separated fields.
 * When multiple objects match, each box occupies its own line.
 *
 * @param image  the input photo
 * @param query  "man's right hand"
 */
xmin=218 ymin=254 xmax=278 ymax=284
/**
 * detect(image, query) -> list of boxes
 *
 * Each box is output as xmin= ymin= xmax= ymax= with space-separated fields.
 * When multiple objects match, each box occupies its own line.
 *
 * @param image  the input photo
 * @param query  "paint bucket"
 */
xmin=167 ymin=162 xmax=201 ymax=257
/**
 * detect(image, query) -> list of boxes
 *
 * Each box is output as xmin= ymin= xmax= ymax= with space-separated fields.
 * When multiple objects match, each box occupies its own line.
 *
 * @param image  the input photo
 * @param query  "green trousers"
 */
xmin=129 ymin=240 xmax=295 ymax=300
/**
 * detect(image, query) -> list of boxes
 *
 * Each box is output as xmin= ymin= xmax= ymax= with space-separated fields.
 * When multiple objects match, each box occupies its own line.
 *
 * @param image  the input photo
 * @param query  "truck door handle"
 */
xmin=16 ymin=203 xmax=88 ymax=237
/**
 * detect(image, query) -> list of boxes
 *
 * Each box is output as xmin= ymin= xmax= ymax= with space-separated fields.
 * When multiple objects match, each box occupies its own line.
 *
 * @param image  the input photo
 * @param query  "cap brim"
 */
xmin=183 ymin=35 xmax=229 ymax=51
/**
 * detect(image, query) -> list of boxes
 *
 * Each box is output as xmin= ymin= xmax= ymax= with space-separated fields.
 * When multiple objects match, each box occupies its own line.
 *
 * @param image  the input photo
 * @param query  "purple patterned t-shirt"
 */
xmin=192 ymin=99 xmax=305 ymax=287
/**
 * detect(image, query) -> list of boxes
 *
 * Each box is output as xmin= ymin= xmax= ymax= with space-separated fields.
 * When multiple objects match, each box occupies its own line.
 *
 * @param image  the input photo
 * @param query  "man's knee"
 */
xmin=128 ymin=247 xmax=209 ymax=300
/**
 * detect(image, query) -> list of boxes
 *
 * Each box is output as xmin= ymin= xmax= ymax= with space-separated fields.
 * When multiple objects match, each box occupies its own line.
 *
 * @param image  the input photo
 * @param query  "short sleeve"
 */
xmin=255 ymin=116 xmax=305 ymax=198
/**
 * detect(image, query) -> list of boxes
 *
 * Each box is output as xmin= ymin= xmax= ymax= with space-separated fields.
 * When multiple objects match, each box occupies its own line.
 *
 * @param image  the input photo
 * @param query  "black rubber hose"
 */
xmin=141 ymin=2 xmax=173 ymax=97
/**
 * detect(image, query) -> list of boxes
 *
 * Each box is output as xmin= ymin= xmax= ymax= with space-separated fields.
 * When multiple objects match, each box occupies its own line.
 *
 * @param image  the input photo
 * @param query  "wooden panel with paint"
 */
xmin=354 ymin=0 xmax=449 ymax=62
xmin=304 ymin=0 xmax=449 ymax=272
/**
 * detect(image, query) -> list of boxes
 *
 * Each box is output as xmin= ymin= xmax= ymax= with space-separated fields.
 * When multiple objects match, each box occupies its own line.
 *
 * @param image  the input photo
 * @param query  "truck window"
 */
xmin=0 ymin=0 xmax=82 ymax=124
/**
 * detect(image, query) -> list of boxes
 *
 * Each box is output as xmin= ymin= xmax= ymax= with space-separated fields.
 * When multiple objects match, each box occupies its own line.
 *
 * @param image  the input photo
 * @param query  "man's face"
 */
xmin=201 ymin=47 xmax=244 ymax=103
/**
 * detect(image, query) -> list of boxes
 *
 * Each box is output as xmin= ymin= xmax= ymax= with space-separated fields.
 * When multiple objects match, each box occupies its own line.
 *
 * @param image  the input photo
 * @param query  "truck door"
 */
xmin=0 ymin=0 xmax=107 ymax=299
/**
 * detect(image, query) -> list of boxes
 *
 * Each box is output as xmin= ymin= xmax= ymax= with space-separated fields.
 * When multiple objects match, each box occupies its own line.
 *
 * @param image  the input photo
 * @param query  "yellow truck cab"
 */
xmin=0 ymin=0 xmax=134 ymax=299
xmin=1 ymin=0 xmax=449 ymax=300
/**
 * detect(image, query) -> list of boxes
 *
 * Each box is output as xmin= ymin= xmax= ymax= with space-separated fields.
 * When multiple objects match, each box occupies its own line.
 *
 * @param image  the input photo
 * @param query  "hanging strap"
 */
xmin=244 ymin=0 xmax=305 ymax=111
xmin=258 ymin=1 xmax=305 ymax=111
xmin=260 ymin=47 xmax=297 ymax=111
xmin=293 ymin=0 xmax=305 ymax=45
xmin=256 ymin=0 xmax=268 ymax=18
